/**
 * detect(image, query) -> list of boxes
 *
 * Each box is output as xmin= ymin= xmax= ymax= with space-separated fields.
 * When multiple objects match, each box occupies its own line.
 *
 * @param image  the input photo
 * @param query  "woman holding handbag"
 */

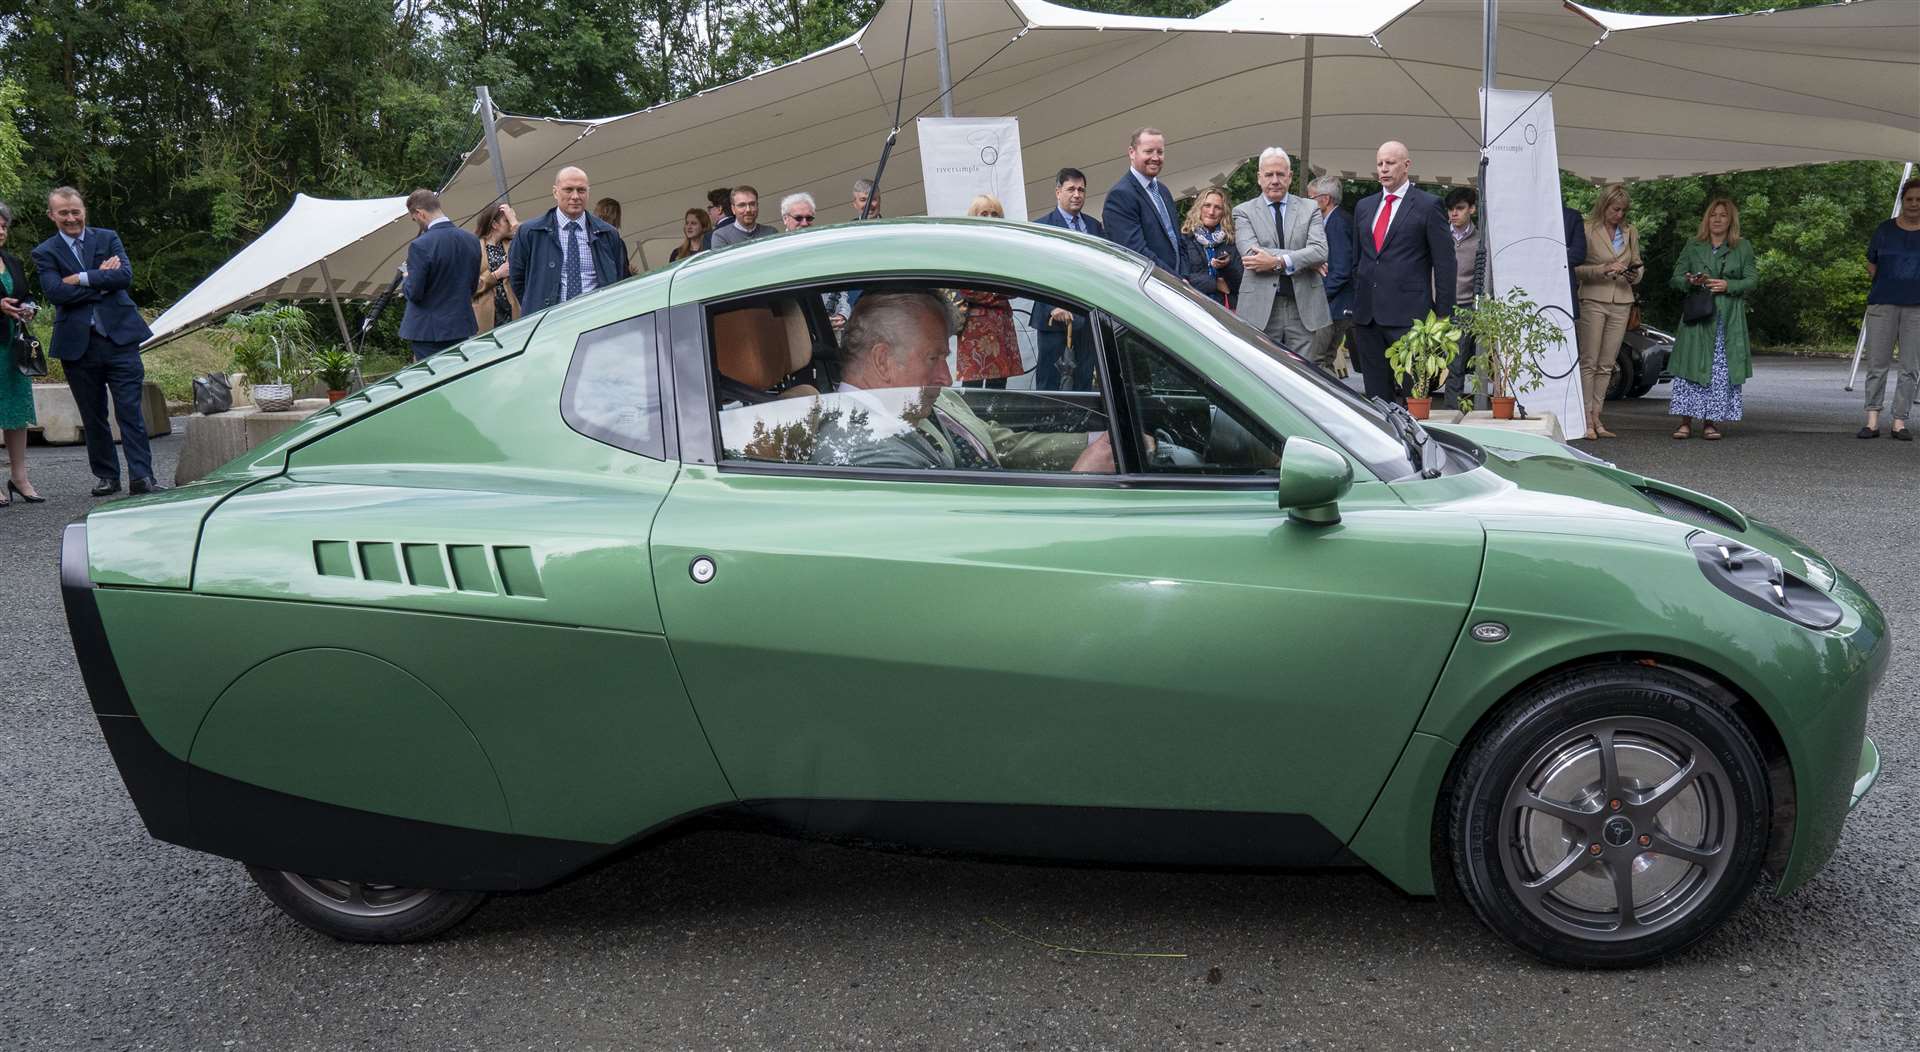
xmin=0 ymin=200 xmax=46 ymax=507
xmin=1668 ymin=196 xmax=1755 ymax=440
xmin=472 ymin=202 xmax=520 ymax=333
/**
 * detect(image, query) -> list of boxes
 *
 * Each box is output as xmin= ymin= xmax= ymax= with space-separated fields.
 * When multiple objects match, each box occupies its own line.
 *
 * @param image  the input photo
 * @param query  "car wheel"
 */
xmin=246 ymin=865 xmax=488 ymax=943
xmin=1606 ymin=349 xmax=1637 ymax=401
xmin=1448 ymin=666 xmax=1771 ymax=967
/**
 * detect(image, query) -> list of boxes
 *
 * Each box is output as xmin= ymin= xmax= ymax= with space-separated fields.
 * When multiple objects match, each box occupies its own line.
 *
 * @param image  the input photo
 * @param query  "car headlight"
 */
xmin=1690 ymin=533 xmax=1842 ymax=630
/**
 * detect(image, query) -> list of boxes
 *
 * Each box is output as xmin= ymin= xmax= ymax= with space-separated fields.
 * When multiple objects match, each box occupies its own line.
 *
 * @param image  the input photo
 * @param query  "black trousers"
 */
xmin=1034 ymin=330 xmax=1097 ymax=391
xmin=1353 ymin=321 xmax=1412 ymax=402
xmin=64 ymin=330 xmax=153 ymax=484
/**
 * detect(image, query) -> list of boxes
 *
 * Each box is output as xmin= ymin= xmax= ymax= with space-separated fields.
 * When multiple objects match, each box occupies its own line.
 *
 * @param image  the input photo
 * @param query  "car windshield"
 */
xmin=1143 ymin=272 xmax=1419 ymax=479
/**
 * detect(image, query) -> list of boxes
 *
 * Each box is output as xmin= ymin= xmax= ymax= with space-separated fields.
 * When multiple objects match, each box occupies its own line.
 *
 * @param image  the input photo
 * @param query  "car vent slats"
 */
xmin=312 ymin=540 xmax=544 ymax=598
xmin=1636 ymin=487 xmax=1743 ymax=534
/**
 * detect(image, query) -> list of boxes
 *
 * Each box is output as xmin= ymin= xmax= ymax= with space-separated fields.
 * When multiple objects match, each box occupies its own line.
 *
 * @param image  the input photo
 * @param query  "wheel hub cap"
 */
xmin=1602 ymin=815 xmax=1636 ymax=847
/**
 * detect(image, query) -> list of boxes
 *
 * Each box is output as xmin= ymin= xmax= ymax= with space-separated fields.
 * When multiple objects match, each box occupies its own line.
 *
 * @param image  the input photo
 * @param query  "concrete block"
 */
xmin=30 ymin=381 xmax=172 ymax=444
xmin=1443 ymin=408 xmax=1565 ymax=443
xmin=173 ymin=400 xmax=329 ymax=485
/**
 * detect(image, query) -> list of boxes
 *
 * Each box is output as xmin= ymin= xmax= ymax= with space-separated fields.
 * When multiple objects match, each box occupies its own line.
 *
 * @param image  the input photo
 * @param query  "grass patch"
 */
xmin=1755 ymin=341 xmax=1856 ymax=359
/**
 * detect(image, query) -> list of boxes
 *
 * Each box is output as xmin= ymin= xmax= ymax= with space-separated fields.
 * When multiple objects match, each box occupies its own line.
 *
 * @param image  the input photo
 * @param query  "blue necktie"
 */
xmin=75 ymin=237 xmax=108 ymax=336
xmin=563 ymin=221 xmax=582 ymax=301
xmin=1146 ymin=179 xmax=1176 ymax=249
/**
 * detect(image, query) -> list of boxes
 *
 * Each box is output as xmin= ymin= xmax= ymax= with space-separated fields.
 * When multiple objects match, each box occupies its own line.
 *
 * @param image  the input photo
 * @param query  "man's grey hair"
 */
xmin=842 ymin=290 xmax=954 ymax=366
xmin=0 ymin=200 xmax=13 ymax=227
xmin=49 ymin=185 xmax=84 ymax=205
xmin=1306 ymin=176 xmax=1342 ymax=204
xmin=1258 ymin=147 xmax=1293 ymax=169
xmin=852 ymin=178 xmax=876 ymax=196
xmin=781 ymin=192 xmax=816 ymax=216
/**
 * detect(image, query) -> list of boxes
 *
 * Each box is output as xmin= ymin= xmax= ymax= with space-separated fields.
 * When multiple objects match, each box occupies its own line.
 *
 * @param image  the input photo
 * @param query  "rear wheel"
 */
xmin=1606 ymin=347 xmax=1638 ymax=401
xmin=247 ymin=865 xmax=487 ymax=943
xmin=1448 ymin=666 xmax=1770 ymax=967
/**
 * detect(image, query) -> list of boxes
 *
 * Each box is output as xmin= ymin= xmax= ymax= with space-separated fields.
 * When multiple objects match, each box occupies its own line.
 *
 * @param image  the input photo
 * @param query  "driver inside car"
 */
xmin=808 ymin=289 xmax=1127 ymax=473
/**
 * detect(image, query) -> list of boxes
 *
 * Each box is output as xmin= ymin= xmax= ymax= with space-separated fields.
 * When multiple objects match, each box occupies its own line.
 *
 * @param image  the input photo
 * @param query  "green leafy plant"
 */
xmin=1385 ymin=310 xmax=1462 ymax=400
xmin=222 ymin=302 xmax=316 ymax=387
xmin=311 ymin=345 xmax=359 ymax=391
xmin=1459 ymin=286 xmax=1565 ymax=399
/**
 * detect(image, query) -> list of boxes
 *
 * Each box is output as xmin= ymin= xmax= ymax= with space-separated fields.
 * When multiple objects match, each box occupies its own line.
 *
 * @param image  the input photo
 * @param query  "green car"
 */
xmin=65 ymin=219 xmax=1884 ymax=966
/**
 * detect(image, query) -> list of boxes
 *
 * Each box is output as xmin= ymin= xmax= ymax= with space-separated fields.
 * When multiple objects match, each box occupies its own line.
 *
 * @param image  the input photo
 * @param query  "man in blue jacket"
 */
xmin=32 ymin=187 xmax=162 ymax=496
xmin=511 ymin=166 xmax=632 ymax=315
xmin=1307 ymin=175 xmax=1355 ymax=375
xmin=1030 ymin=167 xmax=1104 ymax=390
xmin=1100 ymin=128 xmax=1181 ymax=273
xmin=398 ymin=189 xmax=482 ymax=361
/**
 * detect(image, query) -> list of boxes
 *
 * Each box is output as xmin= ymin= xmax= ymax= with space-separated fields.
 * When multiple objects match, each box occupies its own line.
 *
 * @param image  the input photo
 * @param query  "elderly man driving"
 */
xmin=816 ymin=289 xmax=1117 ymax=473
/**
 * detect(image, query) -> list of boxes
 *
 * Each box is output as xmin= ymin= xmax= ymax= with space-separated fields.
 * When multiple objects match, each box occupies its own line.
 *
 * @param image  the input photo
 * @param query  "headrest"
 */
xmin=713 ymin=306 xmax=790 ymax=390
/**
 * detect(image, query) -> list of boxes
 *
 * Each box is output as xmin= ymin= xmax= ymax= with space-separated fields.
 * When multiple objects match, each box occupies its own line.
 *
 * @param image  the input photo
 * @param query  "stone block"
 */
xmin=1442 ymin=408 xmax=1565 ymax=442
xmin=30 ymin=381 xmax=173 ymax=444
xmin=173 ymin=400 xmax=329 ymax=485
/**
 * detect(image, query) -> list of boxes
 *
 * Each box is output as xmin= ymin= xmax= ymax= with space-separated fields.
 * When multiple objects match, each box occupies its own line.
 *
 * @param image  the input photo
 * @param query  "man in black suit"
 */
xmin=32 ymin=186 xmax=162 ymax=496
xmin=1100 ymin=128 xmax=1180 ymax=273
xmin=1351 ymin=141 xmax=1455 ymax=401
xmin=398 ymin=189 xmax=482 ymax=361
xmin=1030 ymin=167 xmax=1104 ymax=390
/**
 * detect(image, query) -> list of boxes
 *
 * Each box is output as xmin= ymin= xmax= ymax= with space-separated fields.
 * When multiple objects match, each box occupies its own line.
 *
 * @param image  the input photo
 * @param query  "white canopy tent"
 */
xmin=146 ymin=0 xmax=1920 ymax=348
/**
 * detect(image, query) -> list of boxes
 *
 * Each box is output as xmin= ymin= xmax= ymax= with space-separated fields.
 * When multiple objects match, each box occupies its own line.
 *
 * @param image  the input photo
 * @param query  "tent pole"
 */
xmin=1298 ymin=37 xmax=1314 ymax=193
xmin=1480 ymin=0 xmax=1497 ymax=293
xmin=476 ymin=85 xmax=511 ymax=202
xmin=933 ymin=0 xmax=955 ymax=117
xmin=317 ymin=258 xmax=356 ymax=354
xmin=1847 ymin=160 xmax=1913 ymax=391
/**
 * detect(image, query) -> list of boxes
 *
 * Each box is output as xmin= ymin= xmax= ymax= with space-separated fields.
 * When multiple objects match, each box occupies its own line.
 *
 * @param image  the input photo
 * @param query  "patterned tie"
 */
xmin=1147 ymin=179 xmax=1176 ymax=250
xmin=76 ymin=236 xmax=109 ymax=336
xmin=563 ymin=221 xmax=582 ymax=301
xmin=1372 ymin=193 xmax=1398 ymax=253
xmin=930 ymin=406 xmax=993 ymax=468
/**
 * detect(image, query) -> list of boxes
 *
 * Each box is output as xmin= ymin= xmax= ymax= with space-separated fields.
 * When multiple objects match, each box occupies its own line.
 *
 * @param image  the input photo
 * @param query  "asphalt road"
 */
xmin=2 ymin=356 xmax=1914 ymax=1050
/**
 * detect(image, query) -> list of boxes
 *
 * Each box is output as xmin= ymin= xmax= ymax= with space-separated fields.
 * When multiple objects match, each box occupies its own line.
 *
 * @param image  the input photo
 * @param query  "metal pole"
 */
xmin=933 ymin=0 xmax=955 ymax=118
xmin=317 ymin=259 xmax=355 ymax=353
xmin=1479 ymin=0 xmax=1497 ymax=293
xmin=476 ymin=85 xmax=510 ymax=202
xmin=1847 ymin=160 xmax=1913 ymax=391
xmin=1298 ymin=37 xmax=1314 ymax=193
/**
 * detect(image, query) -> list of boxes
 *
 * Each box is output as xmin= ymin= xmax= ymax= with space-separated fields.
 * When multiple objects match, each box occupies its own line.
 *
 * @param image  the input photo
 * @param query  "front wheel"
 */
xmin=1448 ymin=666 xmax=1771 ymax=967
xmin=247 ymin=865 xmax=488 ymax=943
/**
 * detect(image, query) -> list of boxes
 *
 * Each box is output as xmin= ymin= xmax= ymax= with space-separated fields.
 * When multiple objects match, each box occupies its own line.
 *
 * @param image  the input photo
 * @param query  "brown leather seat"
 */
xmin=713 ymin=302 xmax=818 ymax=400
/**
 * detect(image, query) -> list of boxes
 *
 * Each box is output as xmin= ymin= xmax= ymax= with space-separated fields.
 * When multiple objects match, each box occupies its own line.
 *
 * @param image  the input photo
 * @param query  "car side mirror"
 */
xmin=1275 ymin=438 xmax=1353 ymax=526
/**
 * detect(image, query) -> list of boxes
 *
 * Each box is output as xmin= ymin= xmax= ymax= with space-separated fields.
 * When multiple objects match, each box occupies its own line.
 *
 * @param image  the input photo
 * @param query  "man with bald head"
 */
xmin=510 ymin=165 xmax=632 ymax=314
xmin=1350 ymin=140 xmax=1454 ymax=401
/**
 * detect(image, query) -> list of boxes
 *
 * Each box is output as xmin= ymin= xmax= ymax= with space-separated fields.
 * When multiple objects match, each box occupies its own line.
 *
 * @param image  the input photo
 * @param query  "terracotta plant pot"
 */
xmin=1491 ymin=396 xmax=1516 ymax=420
xmin=1405 ymin=397 xmax=1431 ymax=420
xmin=327 ymin=390 xmax=348 ymax=403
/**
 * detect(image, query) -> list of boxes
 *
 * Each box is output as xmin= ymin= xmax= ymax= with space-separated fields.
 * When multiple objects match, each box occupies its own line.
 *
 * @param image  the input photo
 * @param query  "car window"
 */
xmin=1106 ymin=321 xmax=1284 ymax=476
xmin=714 ymin=283 xmax=1119 ymax=476
xmin=561 ymin=313 xmax=665 ymax=459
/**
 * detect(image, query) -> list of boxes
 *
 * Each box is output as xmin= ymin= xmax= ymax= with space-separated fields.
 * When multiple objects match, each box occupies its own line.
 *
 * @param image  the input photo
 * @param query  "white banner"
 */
xmin=1481 ymin=89 xmax=1583 ymax=432
xmin=916 ymin=117 xmax=1028 ymax=219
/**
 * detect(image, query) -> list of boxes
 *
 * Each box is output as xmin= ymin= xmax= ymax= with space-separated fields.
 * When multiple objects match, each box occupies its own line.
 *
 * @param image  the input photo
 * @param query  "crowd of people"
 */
xmin=1 ymin=148 xmax=1915 ymax=507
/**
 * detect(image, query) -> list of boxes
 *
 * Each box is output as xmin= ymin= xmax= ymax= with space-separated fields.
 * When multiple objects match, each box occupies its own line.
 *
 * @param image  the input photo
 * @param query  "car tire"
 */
xmin=1606 ymin=349 xmax=1637 ymax=401
xmin=1447 ymin=665 xmax=1771 ymax=968
xmin=246 ymin=865 xmax=488 ymax=943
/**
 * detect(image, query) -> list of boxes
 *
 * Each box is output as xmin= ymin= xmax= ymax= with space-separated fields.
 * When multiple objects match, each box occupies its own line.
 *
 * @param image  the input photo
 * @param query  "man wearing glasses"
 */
xmin=710 ymin=186 xmax=776 ymax=248
xmin=781 ymin=193 xmax=819 ymax=231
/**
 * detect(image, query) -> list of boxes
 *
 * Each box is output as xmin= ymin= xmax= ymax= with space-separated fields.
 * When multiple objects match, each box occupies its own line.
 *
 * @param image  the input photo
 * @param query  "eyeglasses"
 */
xmin=788 ymin=214 xmax=816 ymax=224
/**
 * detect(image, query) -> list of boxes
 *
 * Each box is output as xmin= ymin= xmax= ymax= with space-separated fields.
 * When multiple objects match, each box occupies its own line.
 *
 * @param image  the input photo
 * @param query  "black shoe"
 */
xmin=1857 ymin=427 xmax=1879 ymax=439
xmin=91 ymin=478 xmax=122 ymax=497
xmin=129 ymin=477 xmax=169 ymax=495
xmin=7 ymin=480 xmax=44 ymax=504
xmin=1894 ymin=428 xmax=1913 ymax=442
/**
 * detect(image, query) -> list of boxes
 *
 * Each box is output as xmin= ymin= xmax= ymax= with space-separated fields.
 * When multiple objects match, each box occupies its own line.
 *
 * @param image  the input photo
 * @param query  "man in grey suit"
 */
xmin=1232 ymin=148 xmax=1329 ymax=357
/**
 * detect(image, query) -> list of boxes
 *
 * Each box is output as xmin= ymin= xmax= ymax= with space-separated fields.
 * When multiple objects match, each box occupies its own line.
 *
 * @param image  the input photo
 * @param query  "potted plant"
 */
xmin=311 ymin=345 xmax=358 ymax=401
xmin=223 ymin=303 xmax=316 ymax=412
xmin=1460 ymin=286 xmax=1565 ymax=420
xmin=1385 ymin=310 xmax=1461 ymax=420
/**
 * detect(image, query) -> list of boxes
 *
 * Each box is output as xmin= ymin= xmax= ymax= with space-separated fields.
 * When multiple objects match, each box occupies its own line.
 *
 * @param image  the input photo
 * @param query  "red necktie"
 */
xmin=1372 ymin=193 xmax=1398 ymax=253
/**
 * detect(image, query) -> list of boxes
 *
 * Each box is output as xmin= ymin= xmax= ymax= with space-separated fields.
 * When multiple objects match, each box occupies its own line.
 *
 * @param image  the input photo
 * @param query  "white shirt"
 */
xmin=557 ymin=210 xmax=598 ymax=297
xmin=1372 ymin=179 xmax=1412 ymax=245
xmin=1053 ymin=207 xmax=1089 ymax=234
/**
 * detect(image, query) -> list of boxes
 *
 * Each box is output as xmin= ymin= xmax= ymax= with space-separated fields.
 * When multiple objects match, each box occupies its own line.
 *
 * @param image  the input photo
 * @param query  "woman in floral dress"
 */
xmin=1668 ymin=197 xmax=1755 ymax=440
xmin=954 ymin=195 xmax=1023 ymax=389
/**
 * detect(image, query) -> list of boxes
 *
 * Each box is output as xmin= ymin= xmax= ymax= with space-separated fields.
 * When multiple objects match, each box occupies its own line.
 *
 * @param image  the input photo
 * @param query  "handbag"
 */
xmin=1680 ymin=286 xmax=1716 ymax=326
xmin=192 ymin=372 xmax=233 ymax=415
xmin=11 ymin=330 xmax=46 ymax=377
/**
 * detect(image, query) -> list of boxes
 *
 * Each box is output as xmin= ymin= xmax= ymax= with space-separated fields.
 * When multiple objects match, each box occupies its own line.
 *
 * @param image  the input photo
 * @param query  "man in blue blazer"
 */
xmin=511 ymin=166 xmax=631 ymax=316
xmin=1030 ymin=168 xmax=1104 ymax=390
xmin=398 ymin=189 xmax=482 ymax=361
xmin=1351 ymin=141 xmax=1455 ymax=401
xmin=1307 ymin=176 xmax=1355 ymax=374
xmin=1100 ymin=128 xmax=1181 ymax=273
xmin=32 ymin=187 xmax=162 ymax=496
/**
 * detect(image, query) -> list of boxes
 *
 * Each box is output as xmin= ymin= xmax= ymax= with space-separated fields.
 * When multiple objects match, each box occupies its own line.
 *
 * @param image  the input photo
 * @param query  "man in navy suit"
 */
xmin=32 ymin=187 xmax=162 ymax=496
xmin=1100 ymin=128 xmax=1180 ymax=273
xmin=1030 ymin=168 xmax=1104 ymax=390
xmin=398 ymin=189 xmax=482 ymax=361
xmin=1307 ymin=175 xmax=1355 ymax=374
xmin=1351 ymin=141 xmax=1455 ymax=401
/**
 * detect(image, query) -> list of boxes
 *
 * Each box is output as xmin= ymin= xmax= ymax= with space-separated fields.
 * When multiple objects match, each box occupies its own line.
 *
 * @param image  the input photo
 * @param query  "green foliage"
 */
xmin=1385 ymin=311 xmax=1461 ymax=400
xmin=223 ymin=302 xmax=317 ymax=386
xmin=1460 ymin=286 xmax=1566 ymax=399
xmin=311 ymin=345 xmax=359 ymax=390
xmin=0 ymin=78 xmax=24 ymax=203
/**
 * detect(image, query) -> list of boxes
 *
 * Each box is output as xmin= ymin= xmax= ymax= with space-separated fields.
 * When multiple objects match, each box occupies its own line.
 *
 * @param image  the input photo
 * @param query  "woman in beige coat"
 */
xmin=1573 ymin=184 xmax=1643 ymax=439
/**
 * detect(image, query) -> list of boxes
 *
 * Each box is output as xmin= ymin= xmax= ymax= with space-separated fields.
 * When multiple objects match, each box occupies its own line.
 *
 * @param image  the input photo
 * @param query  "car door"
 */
xmin=649 ymin=287 xmax=1484 ymax=854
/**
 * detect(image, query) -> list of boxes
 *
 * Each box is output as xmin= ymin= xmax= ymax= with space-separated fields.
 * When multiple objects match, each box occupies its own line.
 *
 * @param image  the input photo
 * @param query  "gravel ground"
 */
xmin=2 ymin=355 xmax=1914 ymax=1050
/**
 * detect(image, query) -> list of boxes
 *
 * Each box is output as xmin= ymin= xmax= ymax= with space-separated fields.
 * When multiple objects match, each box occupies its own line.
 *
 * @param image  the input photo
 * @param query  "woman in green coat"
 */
xmin=1668 ymin=196 xmax=1755 ymax=440
xmin=0 ymin=200 xmax=46 ymax=505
